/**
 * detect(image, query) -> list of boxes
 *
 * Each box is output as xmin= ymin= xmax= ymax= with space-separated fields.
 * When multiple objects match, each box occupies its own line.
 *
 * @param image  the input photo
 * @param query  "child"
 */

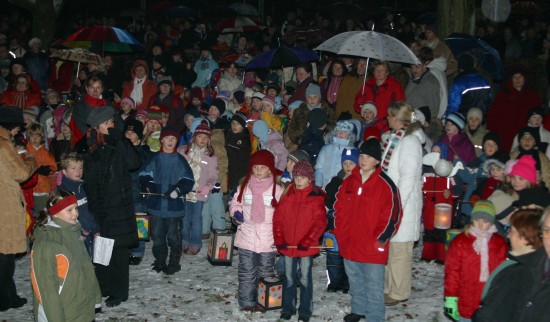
xmin=177 ymin=120 xmax=218 ymax=255
xmin=315 ymin=120 xmax=355 ymax=188
xmin=510 ymin=107 xmax=550 ymax=152
xmin=333 ymin=138 xmax=403 ymax=322
xmin=58 ymin=153 xmax=99 ymax=256
xmin=273 ymin=160 xmax=326 ymax=322
xmin=141 ymin=128 xmax=195 ymax=274
xmin=444 ymin=200 xmax=507 ymax=321
xmin=479 ymin=158 xmax=506 ymax=199
xmin=436 ymin=112 xmax=476 ymax=165
xmin=119 ymin=96 xmax=136 ymax=121
xmin=31 ymin=190 xmax=102 ymax=321
xmin=299 ymin=108 xmax=327 ymax=164
xmin=144 ymin=107 xmax=164 ymax=152
xmin=252 ymin=119 xmax=288 ymax=172
xmin=280 ymin=149 xmax=310 ymax=187
xmin=509 ymin=126 xmax=550 ymax=189
xmin=225 ymin=112 xmax=251 ymax=196
xmin=26 ymin=123 xmax=57 ymax=214
xmin=261 ymin=94 xmax=283 ymax=133
xmin=229 ymin=150 xmax=283 ymax=312
xmin=49 ymin=117 xmax=72 ymax=169
xmin=207 ymin=98 xmax=230 ymax=131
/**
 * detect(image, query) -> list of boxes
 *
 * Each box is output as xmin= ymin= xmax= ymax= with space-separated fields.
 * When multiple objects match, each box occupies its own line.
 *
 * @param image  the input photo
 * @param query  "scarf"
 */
xmin=327 ymin=76 xmax=343 ymax=104
xmin=248 ymin=175 xmax=273 ymax=224
xmin=470 ymin=225 xmax=498 ymax=282
xmin=84 ymin=94 xmax=107 ymax=107
xmin=187 ymin=145 xmax=206 ymax=191
xmin=382 ymin=129 xmax=405 ymax=172
xmin=14 ymin=91 xmax=26 ymax=108
xmin=131 ymin=77 xmax=146 ymax=105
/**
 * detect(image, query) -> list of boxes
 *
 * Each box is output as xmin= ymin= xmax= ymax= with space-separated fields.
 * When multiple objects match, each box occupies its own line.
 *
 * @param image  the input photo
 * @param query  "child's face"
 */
xmin=431 ymin=145 xmax=441 ymax=153
xmin=29 ymin=134 xmax=42 ymax=147
xmin=184 ymin=115 xmax=194 ymax=129
xmin=251 ymin=98 xmax=263 ymax=111
xmin=489 ymin=165 xmax=505 ymax=181
xmin=252 ymin=164 xmax=271 ymax=180
xmin=146 ymin=120 xmax=161 ymax=132
xmin=286 ymin=159 xmax=296 ymax=173
xmin=510 ymin=175 xmax=531 ymax=191
xmin=362 ymin=109 xmax=375 ymax=122
xmin=306 ymin=95 xmax=320 ymax=107
xmin=63 ymin=160 xmax=83 ymax=181
xmin=359 ymin=154 xmax=379 ymax=172
xmin=136 ymin=114 xmax=146 ymax=124
xmin=231 ymin=120 xmax=244 ymax=134
xmin=125 ymin=130 xmax=140 ymax=144
xmin=47 ymin=94 xmax=60 ymax=105
xmin=483 ymin=140 xmax=498 ymax=156
xmin=161 ymin=135 xmax=178 ymax=152
xmin=245 ymin=96 xmax=252 ymax=106
xmin=445 ymin=121 xmax=459 ymax=136
xmin=194 ymin=133 xmax=209 ymax=148
xmin=294 ymin=175 xmax=311 ymax=189
xmin=335 ymin=130 xmax=350 ymax=139
xmin=528 ymin=115 xmax=543 ymax=127
xmin=267 ymin=88 xmax=277 ymax=97
xmin=519 ymin=134 xmax=536 ymax=150
xmin=24 ymin=116 xmax=34 ymax=129
xmin=472 ymin=218 xmax=492 ymax=232
xmin=192 ymin=97 xmax=202 ymax=107
xmin=161 ymin=112 xmax=169 ymax=127
xmin=98 ymin=119 xmax=114 ymax=135
xmin=342 ymin=160 xmax=357 ymax=176
xmin=60 ymin=123 xmax=71 ymax=135
xmin=121 ymin=102 xmax=132 ymax=113
xmin=468 ymin=117 xmax=481 ymax=130
xmin=55 ymin=203 xmax=79 ymax=224
xmin=262 ymin=102 xmax=274 ymax=113
xmin=208 ymin=106 xmax=220 ymax=120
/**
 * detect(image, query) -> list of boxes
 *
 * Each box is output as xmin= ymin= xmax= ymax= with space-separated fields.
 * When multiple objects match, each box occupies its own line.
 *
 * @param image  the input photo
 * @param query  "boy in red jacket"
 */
xmin=273 ymin=160 xmax=327 ymax=322
xmin=333 ymin=138 xmax=403 ymax=322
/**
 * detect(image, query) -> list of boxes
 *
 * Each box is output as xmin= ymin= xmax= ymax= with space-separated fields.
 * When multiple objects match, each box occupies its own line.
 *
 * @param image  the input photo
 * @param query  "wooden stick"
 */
xmin=140 ymin=192 xmax=164 ymax=196
xmin=272 ymin=245 xmax=333 ymax=249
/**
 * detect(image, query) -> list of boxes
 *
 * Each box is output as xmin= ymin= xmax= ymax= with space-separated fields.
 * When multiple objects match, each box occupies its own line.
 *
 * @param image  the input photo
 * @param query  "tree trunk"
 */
xmin=437 ymin=0 xmax=476 ymax=38
xmin=7 ymin=0 xmax=59 ymax=46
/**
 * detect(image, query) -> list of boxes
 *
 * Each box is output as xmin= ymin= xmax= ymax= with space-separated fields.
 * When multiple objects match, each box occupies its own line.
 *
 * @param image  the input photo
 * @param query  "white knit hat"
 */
xmin=360 ymin=102 xmax=377 ymax=118
xmin=467 ymin=107 xmax=483 ymax=123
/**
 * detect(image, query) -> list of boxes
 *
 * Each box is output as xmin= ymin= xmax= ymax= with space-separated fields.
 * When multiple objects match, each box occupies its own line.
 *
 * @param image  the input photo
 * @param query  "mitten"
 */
xmin=280 ymin=170 xmax=292 ymax=184
xmin=232 ymin=211 xmax=244 ymax=225
xmin=211 ymin=183 xmax=221 ymax=194
xmin=444 ymin=296 xmax=459 ymax=321
xmin=140 ymin=176 xmax=156 ymax=194
xmin=276 ymin=242 xmax=288 ymax=251
xmin=36 ymin=165 xmax=51 ymax=176
xmin=164 ymin=186 xmax=182 ymax=199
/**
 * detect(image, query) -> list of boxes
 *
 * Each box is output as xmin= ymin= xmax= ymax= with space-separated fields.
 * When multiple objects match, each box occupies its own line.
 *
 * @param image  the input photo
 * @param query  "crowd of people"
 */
xmin=1 ymin=5 xmax=550 ymax=322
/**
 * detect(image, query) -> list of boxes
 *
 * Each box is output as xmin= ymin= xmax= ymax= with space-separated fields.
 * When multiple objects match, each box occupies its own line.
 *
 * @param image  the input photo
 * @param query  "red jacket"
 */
xmin=354 ymin=75 xmax=405 ymax=120
xmin=0 ymin=88 xmax=41 ymax=107
xmin=444 ymin=231 xmax=507 ymax=318
xmin=273 ymin=183 xmax=327 ymax=258
xmin=121 ymin=60 xmax=158 ymax=111
xmin=333 ymin=166 xmax=402 ymax=264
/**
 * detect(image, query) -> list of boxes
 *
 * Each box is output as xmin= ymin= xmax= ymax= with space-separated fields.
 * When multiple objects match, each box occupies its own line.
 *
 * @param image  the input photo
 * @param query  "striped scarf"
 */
xmin=382 ymin=129 xmax=405 ymax=172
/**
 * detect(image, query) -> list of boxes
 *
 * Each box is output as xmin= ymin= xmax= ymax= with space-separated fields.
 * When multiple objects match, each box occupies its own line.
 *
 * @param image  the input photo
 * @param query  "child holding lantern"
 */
xmin=229 ymin=150 xmax=284 ymax=312
xmin=273 ymin=160 xmax=327 ymax=322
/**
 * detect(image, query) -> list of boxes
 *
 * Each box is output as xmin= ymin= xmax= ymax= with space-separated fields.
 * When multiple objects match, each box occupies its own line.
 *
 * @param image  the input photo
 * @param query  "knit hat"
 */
xmin=233 ymin=90 xmax=245 ymax=104
xmin=266 ymin=84 xmax=279 ymax=94
xmin=425 ymin=25 xmax=438 ymax=35
xmin=509 ymin=155 xmax=537 ymax=184
xmin=471 ymin=200 xmax=496 ymax=224
xmin=518 ymin=126 xmax=541 ymax=146
xmin=334 ymin=120 xmax=354 ymax=136
xmin=262 ymin=94 xmax=276 ymax=107
xmin=359 ymin=137 xmax=382 ymax=161
xmin=136 ymin=109 xmax=148 ymax=120
xmin=252 ymin=120 xmax=269 ymax=144
xmin=231 ymin=112 xmax=248 ymax=129
xmin=237 ymin=150 xmax=281 ymax=208
xmin=211 ymin=98 xmax=227 ymax=115
xmin=0 ymin=106 xmax=24 ymax=126
xmin=10 ymin=58 xmax=26 ymax=71
xmin=244 ymin=88 xmax=254 ymax=98
xmin=482 ymin=132 xmax=500 ymax=148
xmin=251 ymin=91 xmax=265 ymax=101
xmin=157 ymin=75 xmax=172 ymax=87
xmin=504 ymin=158 xmax=518 ymax=176
xmin=341 ymin=147 xmax=359 ymax=164
xmin=147 ymin=105 xmax=168 ymax=121
xmin=360 ymin=102 xmax=377 ymax=118
xmin=288 ymin=149 xmax=310 ymax=164
xmin=467 ymin=107 xmax=483 ymax=123
xmin=160 ymin=127 xmax=180 ymax=142
xmin=23 ymin=106 xmax=39 ymax=120
xmin=288 ymin=100 xmax=303 ymax=110
xmin=483 ymin=158 xmax=506 ymax=174
xmin=307 ymin=108 xmax=327 ymax=129
xmin=305 ymin=83 xmax=321 ymax=98
xmin=446 ymin=112 xmax=466 ymax=131
xmin=292 ymin=159 xmax=314 ymax=182
xmin=192 ymin=119 xmax=212 ymax=139
xmin=124 ymin=119 xmax=144 ymax=140
xmin=120 ymin=97 xmax=136 ymax=110
xmin=189 ymin=87 xmax=204 ymax=102
xmin=86 ymin=106 xmax=115 ymax=128
xmin=527 ymin=107 xmax=544 ymax=121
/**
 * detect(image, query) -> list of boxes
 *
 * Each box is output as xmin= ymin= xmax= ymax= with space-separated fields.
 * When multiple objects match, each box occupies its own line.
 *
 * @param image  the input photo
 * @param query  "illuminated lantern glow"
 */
xmin=257 ymin=276 xmax=283 ymax=310
xmin=207 ymin=229 xmax=235 ymax=266
xmin=434 ymin=203 xmax=452 ymax=229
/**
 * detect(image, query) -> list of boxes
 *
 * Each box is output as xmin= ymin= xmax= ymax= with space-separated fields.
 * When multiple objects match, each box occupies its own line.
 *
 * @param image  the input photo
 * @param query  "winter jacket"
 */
xmin=299 ymin=127 xmax=325 ymax=164
xmin=0 ymin=126 xmax=37 ymax=254
xmin=288 ymin=76 xmax=314 ymax=105
xmin=511 ymin=125 xmax=550 ymax=152
xmin=31 ymin=217 xmax=101 ymax=322
xmin=405 ymin=69 xmax=441 ymax=121
xmin=147 ymin=92 xmax=185 ymax=134
xmin=334 ymin=166 xmax=402 ymax=264
xmin=0 ymin=88 xmax=41 ymax=107
xmin=192 ymin=54 xmax=219 ymax=88
xmin=335 ymin=73 xmax=365 ymax=120
xmin=427 ymin=57 xmax=448 ymax=118
xmin=466 ymin=126 xmax=490 ymax=157
xmin=382 ymin=129 xmax=424 ymax=242
xmin=211 ymin=129 xmax=228 ymax=192
xmin=177 ymin=145 xmax=218 ymax=202
xmin=315 ymin=139 xmax=353 ymax=189
xmin=59 ymin=175 xmax=99 ymax=235
xmin=354 ymin=75 xmax=406 ymax=120
xmin=287 ymin=102 xmax=336 ymax=147
xmin=444 ymin=231 xmax=507 ymax=318
xmin=437 ymin=132 xmax=477 ymax=166
xmin=487 ymin=81 xmax=542 ymax=152
xmin=447 ymin=72 xmax=492 ymax=117
xmin=229 ymin=181 xmax=283 ymax=253
xmin=259 ymin=130 xmax=288 ymax=172
xmin=83 ymin=131 xmax=141 ymax=248
xmin=226 ymin=129 xmax=251 ymax=192
xmin=26 ymin=143 xmax=57 ymax=194
xmin=140 ymin=152 xmax=195 ymax=217
xmin=273 ymin=184 xmax=327 ymax=257
xmin=121 ymin=60 xmax=158 ymax=111
xmin=217 ymin=70 xmax=242 ymax=93
xmin=49 ymin=134 xmax=72 ymax=168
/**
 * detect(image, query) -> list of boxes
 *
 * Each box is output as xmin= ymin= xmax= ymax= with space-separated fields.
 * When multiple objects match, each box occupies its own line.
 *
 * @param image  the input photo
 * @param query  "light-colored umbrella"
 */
xmin=50 ymin=48 xmax=105 ymax=75
xmin=228 ymin=3 xmax=259 ymax=16
xmin=214 ymin=16 xmax=264 ymax=33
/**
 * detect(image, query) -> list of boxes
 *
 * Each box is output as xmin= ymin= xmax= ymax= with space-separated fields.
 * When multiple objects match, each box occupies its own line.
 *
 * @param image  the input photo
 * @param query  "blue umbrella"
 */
xmin=245 ymin=45 xmax=319 ymax=70
xmin=445 ymin=32 xmax=505 ymax=80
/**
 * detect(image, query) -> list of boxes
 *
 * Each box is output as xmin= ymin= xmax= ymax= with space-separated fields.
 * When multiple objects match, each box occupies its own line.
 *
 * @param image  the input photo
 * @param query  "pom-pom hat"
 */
xmin=237 ymin=150 xmax=281 ymax=207
xmin=292 ymin=159 xmax=314 ymax=182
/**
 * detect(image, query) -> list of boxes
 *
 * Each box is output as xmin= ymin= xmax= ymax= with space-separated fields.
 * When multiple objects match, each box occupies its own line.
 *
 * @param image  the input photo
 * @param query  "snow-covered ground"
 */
xmin=2 ymin=241 xmax=447 ymax=321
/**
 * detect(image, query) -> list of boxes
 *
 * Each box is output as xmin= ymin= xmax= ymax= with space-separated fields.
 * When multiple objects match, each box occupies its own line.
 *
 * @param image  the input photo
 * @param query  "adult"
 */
xmin=0 ymin=74 xmax=41 ymax=108
xmin=83 ymin=106 xmax=141 ymax=307
xmin=406 ymin=48 xmax=442 ymax=124
xmin=121 ymin=60 xmax=157 ymax=111
xmin=424 ymin=25 xmax=458 ymax=80
xmin=147 ymin=76 xmax=185 ymax=134
xmin=335 ymin=58 xmax=367 ymax=120
xmin=191 ymin=45 xmax=218 ymax=88
xmin=381 ymin=102 xmax=425 ymax=306
xmin=23 ymin=37 xmax=49 ymax=91
xmin=0 ymin=106 xmax=37 ymax=312
xmin=320 ymin=59 xmax=347 ymax=110
xmin=7 ymin=58 xmax=40 ymax=93
xmin=288 ymin=63 xmax=315 ymax=105
xmin=487 ymin=66 xmax=542 ymax=153
xmin=217 ymin=62 xmax=242 ymax=94
xmin=69 ymin=76 xmax=108 ymax=146
xmin=354 ymin=61 xmax=406 ymax=121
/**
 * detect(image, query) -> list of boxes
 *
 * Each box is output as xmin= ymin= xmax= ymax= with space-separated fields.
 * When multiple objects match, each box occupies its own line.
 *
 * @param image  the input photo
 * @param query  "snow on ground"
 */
xmin=2 ymin=241 xmax=447 ymax=322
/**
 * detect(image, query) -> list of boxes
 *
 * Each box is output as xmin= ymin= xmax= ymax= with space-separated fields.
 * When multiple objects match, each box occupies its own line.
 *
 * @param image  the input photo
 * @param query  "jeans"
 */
xmin=344 ymin=259 xmax=385 ymax=322
xmin=459 ymin=318 xmax=471 ymax=322
xmin=237 ymin=248 xmax=276 ymax=308
xmin=152 ymin=216 xmax=182 ymax=263
xmin=282 ymin=256 xmax=314 ymax=318
xmin=326 ymin=251 xmax=349 ymax=291
xmin=130 ymin=240 xmax=146 ymax=257
xmin=201 ymin=192 xmax=226 ymax=234
xmin=182 ymin=201 xmax=204 ymax=249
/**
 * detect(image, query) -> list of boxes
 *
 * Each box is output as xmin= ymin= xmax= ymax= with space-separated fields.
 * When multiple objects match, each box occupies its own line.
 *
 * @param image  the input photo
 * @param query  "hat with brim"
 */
xmin=86 ymin=106 xmax=115 ymax=128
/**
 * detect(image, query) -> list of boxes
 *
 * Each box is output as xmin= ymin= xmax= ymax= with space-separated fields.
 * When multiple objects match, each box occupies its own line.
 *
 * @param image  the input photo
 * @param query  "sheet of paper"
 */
xmin=93 ymin=236 xmax=114 ymax=266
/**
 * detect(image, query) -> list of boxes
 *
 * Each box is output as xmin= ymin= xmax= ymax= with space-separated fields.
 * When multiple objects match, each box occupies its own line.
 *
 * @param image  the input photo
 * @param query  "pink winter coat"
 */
xmin=177 ymin=145 xmax=218 ymax=202
xmin=229 ymin=182 xmax=283 ymax=253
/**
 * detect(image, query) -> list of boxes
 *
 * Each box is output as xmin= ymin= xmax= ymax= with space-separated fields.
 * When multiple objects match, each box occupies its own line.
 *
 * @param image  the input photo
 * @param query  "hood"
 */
xmin=410 ymin=128 xmax=427 ymax=145
xmin=131 ymin=59 xmax=149 ymax=79
xmin=427 ymin=57 xmax=447 ymax=73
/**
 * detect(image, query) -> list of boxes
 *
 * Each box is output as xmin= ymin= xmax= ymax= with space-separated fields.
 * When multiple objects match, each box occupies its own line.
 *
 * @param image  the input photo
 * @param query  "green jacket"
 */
xmin=31 ymin=217 xmax=101 ymax=322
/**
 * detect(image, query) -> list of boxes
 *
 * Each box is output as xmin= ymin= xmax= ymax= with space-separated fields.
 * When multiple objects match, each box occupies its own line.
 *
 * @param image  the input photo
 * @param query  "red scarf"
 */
xmin=84 ymin=94 xmax=107 ymax=107
xmin=70 ymin=94 xmax=108 ymax=146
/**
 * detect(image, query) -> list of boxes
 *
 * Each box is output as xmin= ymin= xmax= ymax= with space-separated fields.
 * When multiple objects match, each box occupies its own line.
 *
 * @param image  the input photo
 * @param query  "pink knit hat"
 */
xmin=509 ymin=155 xmax=537 ymax=184
xmin=292 ymin=159 xmax=314 ymax=182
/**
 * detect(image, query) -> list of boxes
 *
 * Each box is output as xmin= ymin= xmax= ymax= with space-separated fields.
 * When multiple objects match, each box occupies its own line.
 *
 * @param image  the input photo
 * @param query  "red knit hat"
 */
xmin=292 ymin=159 xmax=314 ymax=182
xmin=192 ymin=119 xmax=212 ymax=139
xmin=237 ymin=150 xmax=282 ymax=207
xmin=160 ymin=127 xmax=180 ymax=142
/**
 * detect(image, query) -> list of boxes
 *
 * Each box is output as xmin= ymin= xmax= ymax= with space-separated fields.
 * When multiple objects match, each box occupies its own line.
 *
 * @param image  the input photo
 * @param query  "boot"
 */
xmin=163 ymin=252 xmax=182 ymax=275
xmin=151 ymin=260 xmax=167 ymax=273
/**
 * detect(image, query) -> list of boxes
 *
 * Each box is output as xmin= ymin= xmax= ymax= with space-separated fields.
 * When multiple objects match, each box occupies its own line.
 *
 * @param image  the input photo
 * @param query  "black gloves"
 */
xmin=36 ymin=165 xmax=51 ymax=176
xmin=211 ymin=183 xmax=221 ymax=194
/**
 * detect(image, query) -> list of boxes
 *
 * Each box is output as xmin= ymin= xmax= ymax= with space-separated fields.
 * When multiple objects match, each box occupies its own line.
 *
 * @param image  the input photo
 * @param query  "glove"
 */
xmin=164 ymin=186 xmax=182 ymax=199
xmin=140 ymin=176 xmax=156 ymax=194
xmin=107 ymin=127 xmax=122 ymax=141
xmin=211 ymin=183 xmax=221 ymax=194
xmin=444 ymin=296 xmax=459 ymax=321
xmin=36 ymin=165 xmax=51 ymax=176
xmin=280 ymin=170 xmax=292 ymax=184
xmin=275 ymin=242 xmax=288 ymax=251
xmin=232 ymin=211 xmax=244 ymax=225
xmin=297 ymin=243 xmax=310 ymax=251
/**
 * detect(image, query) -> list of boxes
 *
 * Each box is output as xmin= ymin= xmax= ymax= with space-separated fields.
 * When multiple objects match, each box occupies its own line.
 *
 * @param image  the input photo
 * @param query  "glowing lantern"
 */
xmin=257 ymin=276 xmax=283 ymax=311
xmin=207 ymin=229 xmax=235 ymax=266
xmin=434 ymin=203 xmax=452 ymax=229
xmin=135 ymin=213 xmax=151 ymax=241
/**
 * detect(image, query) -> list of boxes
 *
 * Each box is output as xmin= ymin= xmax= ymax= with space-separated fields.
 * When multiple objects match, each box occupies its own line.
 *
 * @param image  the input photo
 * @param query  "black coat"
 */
xmin=225 ymin=129 xmax=251 ymax=192
xmin=83 ymin=130 xmax=142 ymax=248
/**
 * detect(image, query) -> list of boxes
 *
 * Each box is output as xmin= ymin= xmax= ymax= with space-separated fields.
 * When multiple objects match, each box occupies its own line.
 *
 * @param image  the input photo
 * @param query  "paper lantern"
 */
xmin=434 ymin=203 xmax=452 ymax=229
xmin=322 ymin=231 xmax=339 ymax=252
xmin=446 ymin=229 xmax=463 ymax=250
xmin=135 ymin=213 xmax=151 ymax=241
xmin=207 ymin=229 xmax=235 ymax=266
xmin=257 ymin=276 xmax=283 ymax=311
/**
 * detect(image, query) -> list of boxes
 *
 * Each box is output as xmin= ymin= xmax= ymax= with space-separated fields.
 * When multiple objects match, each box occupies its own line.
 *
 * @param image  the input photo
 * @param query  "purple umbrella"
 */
xmin=244 ymin=45 xmax=319 ymax=70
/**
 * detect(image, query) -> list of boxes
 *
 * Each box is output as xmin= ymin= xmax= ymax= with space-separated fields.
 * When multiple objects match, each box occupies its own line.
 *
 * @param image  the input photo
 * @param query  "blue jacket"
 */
xmin=59 ymin=175 xmax=99 ymax=235
xmin=447 ymin=72 xmax=492 ymax=117
xmin=140 ymin=152 xmax=195 ymax=217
